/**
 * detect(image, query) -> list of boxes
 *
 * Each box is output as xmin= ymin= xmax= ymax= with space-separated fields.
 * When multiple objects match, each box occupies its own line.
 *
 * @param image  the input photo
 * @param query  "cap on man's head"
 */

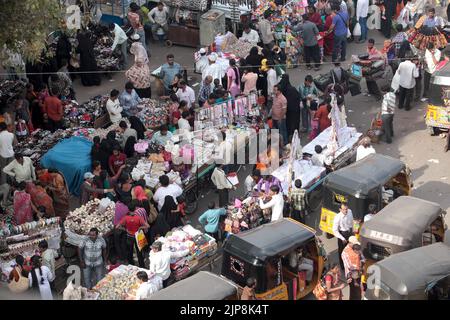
xmin=84 ymin=172 xmax=95 ymax=180
xmin=348 ymin=236 xmax=361 ymax=246
xmin=199 ymin=48 xmax=206 ymax=54
xmin=208 ymin=53 xmax=218 ymax=62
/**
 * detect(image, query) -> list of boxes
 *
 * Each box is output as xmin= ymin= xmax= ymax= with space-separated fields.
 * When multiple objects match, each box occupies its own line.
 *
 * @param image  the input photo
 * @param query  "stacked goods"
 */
xmin=224 ymin=198 xmax=265 ymax=235
xmin=93 ymin=265 xmax=162 ymax=300
xmin=64 ymin=199 xmax=115 ymax=246
xmin=163 ymin=0 xmax=208 ymax=11
xmin=223 ymin=39 xmax=259 ymax=58
xmin=15 ymin=129 xmax=76 ymax=165
xmin=64 ymin=95 xmax=108 ymax=128
xmin=0 ymin=80 xmax=27 ymax=105
xmin=0 ymin=218 xmax=61 ymax=265
xmin=156 ymin=225 xmax=217 ymax=281
xmin=137 ymin=99 xmax=169 ymax=129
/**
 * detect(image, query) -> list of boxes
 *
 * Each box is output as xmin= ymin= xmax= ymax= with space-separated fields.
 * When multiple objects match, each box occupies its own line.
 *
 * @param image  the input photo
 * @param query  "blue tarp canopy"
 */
xmin=40 ymin=137 xmax=93 ymax=196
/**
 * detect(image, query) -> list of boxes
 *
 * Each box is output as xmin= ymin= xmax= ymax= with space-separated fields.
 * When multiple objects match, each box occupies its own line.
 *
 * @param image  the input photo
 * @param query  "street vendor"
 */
xmin=258 ymin=185 xmax=284 ymax=222
xmin=134 ymin=271 xmax=162 ymax=300
xmin=423 ymin=7 xmax=445 ymax=28
xmin=150 ymin=124 xmax=173 ymax=147
xmin=149 ymin=241 xmax=189 ymax=288
xmin=240 ymin=24 xmax=260 ymax=46
xmin=119 ymin=82 xmax=141 ymax=117
xmin=359 ymin=39 xmax=385 ymax=101
xmin=256 ymin=174 xmax=282 ymax=196
xmin=245 ymin=169 xmax=262 ymax=195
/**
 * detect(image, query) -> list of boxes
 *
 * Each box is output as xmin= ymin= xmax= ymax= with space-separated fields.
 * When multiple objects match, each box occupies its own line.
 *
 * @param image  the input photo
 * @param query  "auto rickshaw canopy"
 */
xmin=149 ymin=271 xmax=238 ymax=300
xmin=323 ymin=154 xmax=405 ymax=198
xmin=222 ymin=218 xmax=316 ymax=266
xmin=360 ymin=196 xmax=444 ymax=249
xmin=367 ymin=243 xmax=450 ymax=299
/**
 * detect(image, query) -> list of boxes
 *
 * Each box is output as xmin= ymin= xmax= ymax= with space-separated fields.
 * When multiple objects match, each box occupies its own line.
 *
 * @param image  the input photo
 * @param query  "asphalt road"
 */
xmin=73 ymin=28 xmax=450 ymax=298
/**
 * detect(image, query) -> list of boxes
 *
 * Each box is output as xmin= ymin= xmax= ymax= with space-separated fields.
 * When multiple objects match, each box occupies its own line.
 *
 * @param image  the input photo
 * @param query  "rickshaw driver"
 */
xmin=333 ymin=203 xmax=354 ymax=270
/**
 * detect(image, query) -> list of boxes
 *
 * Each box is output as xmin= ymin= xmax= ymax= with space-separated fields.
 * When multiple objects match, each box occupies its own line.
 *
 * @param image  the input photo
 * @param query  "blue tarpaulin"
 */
xmin=40 ymin=137 xmax=93 ymax=196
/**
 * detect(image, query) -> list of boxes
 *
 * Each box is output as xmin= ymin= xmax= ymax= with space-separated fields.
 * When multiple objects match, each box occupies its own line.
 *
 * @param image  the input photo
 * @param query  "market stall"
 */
xmin=40 ymin=136 xmax=93 ymax=196
xmin=0 ymin=218 xmax=61 ymax=281
xmin=156 ymin=224 xmax=218 ymax=281
xmin=164 ymin=0 xmax=207 ymax=47
xmin=91 ymin=265 xmax=163 ymax=300
xmin=63 ymin=199 xmax=115 ymax=247
xmin=223 ymin=197 xmax=267 ymax=235
xmin=303 ymin=96 xmax=363 ymax=171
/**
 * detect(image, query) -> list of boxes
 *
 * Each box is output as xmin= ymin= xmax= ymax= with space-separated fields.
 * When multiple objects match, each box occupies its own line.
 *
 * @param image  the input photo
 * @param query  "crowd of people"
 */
xmin=1 ymin=0 xmax=450 ymax=301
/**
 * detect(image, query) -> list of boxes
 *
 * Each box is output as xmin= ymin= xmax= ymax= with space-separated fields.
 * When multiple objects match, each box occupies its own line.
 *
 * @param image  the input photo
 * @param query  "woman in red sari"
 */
xmin=324 ymin=9 xmax=334 ymax=56
xmin=25 ymin=182 xmax=55 ymax=217
xmin=13 ymin=182 xmax=34 ymax=224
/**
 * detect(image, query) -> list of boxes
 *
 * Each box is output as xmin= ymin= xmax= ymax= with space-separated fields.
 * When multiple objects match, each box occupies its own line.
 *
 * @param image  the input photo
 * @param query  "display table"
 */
xmin=271 ymin=160 xmax=327 ymax=195
xmin=92 ymin=265 xmax=163 ymax=300
xmin=303 ymin=126 xmax=363 ymax=170
xmin=40 ymin=136 xmax=93 ymax=196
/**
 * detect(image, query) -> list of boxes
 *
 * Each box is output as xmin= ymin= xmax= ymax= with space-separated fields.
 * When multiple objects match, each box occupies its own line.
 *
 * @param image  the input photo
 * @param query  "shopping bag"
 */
xmin=347 ymin=27 xmax=351 ymax=39
xmin=353 ymin=23 xmax=361 ymax=37
xmin=135 ymin=230 xmax=148 ymax=252
xmin=312 ymin=277 xmax=328 ymax=300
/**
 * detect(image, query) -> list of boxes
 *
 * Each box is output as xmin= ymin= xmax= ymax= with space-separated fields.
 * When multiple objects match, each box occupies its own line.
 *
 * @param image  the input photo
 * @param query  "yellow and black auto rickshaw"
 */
xmin=425 ymin=60 xmax=450 ymax=136
xmin=365 ymin=243 xmax=450 ymax=300
xmin=360 ymin=196 xmax=447 ymax=268
xmin=319 ymin=154 xmax=412 ymax=236
xmin=221 ymin=218 xmax=326 ymax=300
xmin=149 ymin=271 xmax=239 ymax=300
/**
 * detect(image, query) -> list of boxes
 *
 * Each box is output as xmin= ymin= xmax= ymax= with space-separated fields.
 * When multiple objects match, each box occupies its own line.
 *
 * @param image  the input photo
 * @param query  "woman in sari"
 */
xmin=46 ymin=169 xmax=70 ymax=219
xmin=324 ymin=8 xmax=334 ymax=56
xmin=325 ymin=263 xmax=345 ymax=300
xmin=13 ymin=182 xmax=34 ymax=225
xmin=25 ymin=182 xmax=55 ymax=217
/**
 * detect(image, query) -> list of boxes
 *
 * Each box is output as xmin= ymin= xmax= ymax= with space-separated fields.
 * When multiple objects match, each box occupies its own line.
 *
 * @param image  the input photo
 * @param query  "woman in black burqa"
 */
xmin=129 ymin=116 xmax=146 ymax=140
xmin=278 ymin=74 xmax=301 ymax=139
xmin=160 ymin=195 xmax=183 ymax=230
xmin=76 ymin=30 xmax=101 ymax=86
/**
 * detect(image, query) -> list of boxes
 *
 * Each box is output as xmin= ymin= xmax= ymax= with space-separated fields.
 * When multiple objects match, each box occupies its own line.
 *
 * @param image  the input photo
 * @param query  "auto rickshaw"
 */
xmin=319 ymin=154 xmax=412 ymax=236
xmin=365 ymin=243 xmax=450 ymax=300
xmin=425 ymin=59 xmax=450 ymax=136
xmin=149 ymin=271 xmax=239 ymax=300
xmin=221 ymin=218 xmax=326 ymax=300
xmin=360 ymin=196 xmax=447 ymax=265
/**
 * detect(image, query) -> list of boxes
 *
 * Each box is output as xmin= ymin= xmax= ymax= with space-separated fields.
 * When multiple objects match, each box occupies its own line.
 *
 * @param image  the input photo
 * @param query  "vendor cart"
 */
xmin=426 ymin=60 xmax=450 ymax=136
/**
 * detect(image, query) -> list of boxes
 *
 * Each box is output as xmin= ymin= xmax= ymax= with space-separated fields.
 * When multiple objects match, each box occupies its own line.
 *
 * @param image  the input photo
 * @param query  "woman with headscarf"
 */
xmin=245 ymin=47 xmax=264 ymax=74
xmin=226 ymin=59 xmax=241 ymax=98
xmin=126 ymin=42 xmax=152 ymax=98
xmin=26 ymin=182 xmax=55 ymax=217
xmin=100 ymin=131 xmax=118 ymax=175
xmin=124 ymin=136 xmax=137 ymax=158
xmin=76 ymin=30 xmax=101 ymax=87
xmin=160 ymin=195 xmax=183 ymax=230
xmin=129 ymin=116 xmax=146 ymax=140
xmin=278 ymin=74 xmax=301 ymax=139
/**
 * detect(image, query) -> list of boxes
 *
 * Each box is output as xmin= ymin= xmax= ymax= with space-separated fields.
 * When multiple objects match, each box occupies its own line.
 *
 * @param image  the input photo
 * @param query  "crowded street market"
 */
xmin=0 ymin=0 xmax=449 ymax=302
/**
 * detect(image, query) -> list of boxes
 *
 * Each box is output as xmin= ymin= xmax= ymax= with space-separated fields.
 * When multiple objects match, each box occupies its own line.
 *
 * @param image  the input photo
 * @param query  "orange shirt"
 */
xmin=44 ymin=96 xmax=63 ymax=121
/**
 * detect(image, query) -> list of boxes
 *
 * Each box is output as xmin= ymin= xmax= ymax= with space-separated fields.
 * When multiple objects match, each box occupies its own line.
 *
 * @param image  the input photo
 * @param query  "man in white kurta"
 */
xmin=202 ymin=53 xmax=225 ymax=87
